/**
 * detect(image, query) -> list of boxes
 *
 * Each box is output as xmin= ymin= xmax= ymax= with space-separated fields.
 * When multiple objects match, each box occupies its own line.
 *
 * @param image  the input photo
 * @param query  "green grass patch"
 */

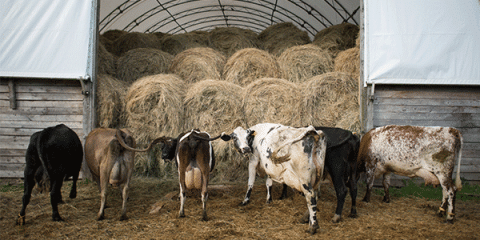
xmin=373 ymin=178 xmax=480 ymax=201
xmin=0 ymin=183 xmax=23 ymax=193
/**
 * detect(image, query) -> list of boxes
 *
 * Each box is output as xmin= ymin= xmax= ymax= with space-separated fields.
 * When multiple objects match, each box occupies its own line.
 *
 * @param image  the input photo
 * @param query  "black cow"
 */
xmin=280 ymin=127 xmax=360 ymax=223
xmin=16 ymin=124 xmax=83 ymax=225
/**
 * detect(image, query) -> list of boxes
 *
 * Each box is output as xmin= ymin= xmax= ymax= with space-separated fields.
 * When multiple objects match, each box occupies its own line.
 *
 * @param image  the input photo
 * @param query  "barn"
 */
xmin=1 ymin=0 xmax=479 ymax=186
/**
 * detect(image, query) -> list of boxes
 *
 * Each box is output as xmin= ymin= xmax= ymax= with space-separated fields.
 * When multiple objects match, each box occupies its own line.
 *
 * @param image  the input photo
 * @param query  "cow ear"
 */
xmin=247 ymin=130 xmax=255 ymax=147
xmin=221 ymin=133 xmax=232 ymax=141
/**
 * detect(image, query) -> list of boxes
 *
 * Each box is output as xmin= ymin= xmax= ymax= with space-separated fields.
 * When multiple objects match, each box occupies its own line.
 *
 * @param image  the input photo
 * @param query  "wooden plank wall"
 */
xmin=0 ymin=79 xmax=84 ymax=178
xmin=371 ymin=84 xmax=480 ymax=185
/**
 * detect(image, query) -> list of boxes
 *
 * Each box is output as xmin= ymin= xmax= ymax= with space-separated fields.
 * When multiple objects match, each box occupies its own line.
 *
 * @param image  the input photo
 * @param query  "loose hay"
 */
xmin=169 ymin=48 xmax=226 ymax=85
xmin=257 ymin=22 xmax=312 ymax=56
xmin=223 ymin=48 xmax=281 ymax=87
xmin=334 ymin=47 xmax=360 ymax=81
xmin=124 ymin=74 xmax=186 ymax=144
xmin=301 ymin=72 xmax=360 ymax=132
xmin=313 ymin=23 xmax=359 ymax=58
xmin=112 ymin=32 xmax=162 ymax=56
xmin=208 ymin=27 xmax=260 ymax=58
xmin=115 ymin=48 xmax=174 ymax=84
xmin=278 ymin=44 xmax=334 ymax=84
xmin=96 ymin=74 xmax=128 ymax=128
xmin=243 ymin=78 xmax=303 ymax=127
xmin=160 ymin=31 xmax=210 ymax=56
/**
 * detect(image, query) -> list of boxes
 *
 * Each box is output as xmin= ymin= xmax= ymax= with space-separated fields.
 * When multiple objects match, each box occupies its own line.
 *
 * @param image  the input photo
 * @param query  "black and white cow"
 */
xmin=16 ymin=124 xmax=83 ymax=225
xmin=357 ymin=125 xmax=463 ymax=223
xmin=220 ymin=123 xmax=327 ymax=234
xmin=279 ymin=127 xmax=361 ymax=223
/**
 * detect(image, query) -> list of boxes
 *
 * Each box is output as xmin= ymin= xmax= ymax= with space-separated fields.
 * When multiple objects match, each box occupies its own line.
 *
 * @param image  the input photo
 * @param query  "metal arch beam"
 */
xmin=165 ymin=17 xmax=266 ymax=35
xmin=99 ymin=0 xmax=143 ymax=32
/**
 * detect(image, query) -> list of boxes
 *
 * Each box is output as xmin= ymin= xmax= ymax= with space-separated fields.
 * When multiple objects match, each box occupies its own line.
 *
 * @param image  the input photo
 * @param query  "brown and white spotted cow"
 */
xmin=219 ymin=123 xmax=327 ymax=234
xmin=357 ymin=125 xmax=463 ymax=223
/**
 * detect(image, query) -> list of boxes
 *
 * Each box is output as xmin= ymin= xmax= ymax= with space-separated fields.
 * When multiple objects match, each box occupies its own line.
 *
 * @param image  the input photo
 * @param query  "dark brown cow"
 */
xmin=357 ymin=125 xmax=463 ymax=223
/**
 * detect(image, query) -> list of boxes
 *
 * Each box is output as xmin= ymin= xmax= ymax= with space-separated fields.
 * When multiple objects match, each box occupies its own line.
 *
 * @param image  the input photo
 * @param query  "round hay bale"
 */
xmin=184 ymin=79 xmax=245 ymax=133
xmin=208 ymin=27 xmax=260 ymax=58
xmin=99 ymin=35 xmax=116 ymax=54
xmin=152 ymin=31 xmax=171 ymax=40
xmin=242 ymin=78 xmax=302 ymax=127
xmin=124 ymin=74 xmax=186 ymax=144
xmin=223 ymin=48 xmax=280 ymax=87
xmin=257 ymin=22 xmax=311 ymax=56
xmin=278 ymin=44 xmax=334 ymax=83
xmin=115 ymin=48 xmax=174 ymax=84
xmin=313 ymin=23 xmax=359 ymax=58
xmin=160 ymin=31 xmax=210 ymax=56
xmin=301 ymin=72 xmax=359 ymax=132
xmin=96 ymin=74 xmax=128 ymax=128
xmin=97 ymin=40 xmax=117 ymax=76
xmin=169 ymin=47 xmax=226 ymax=85
xmin=112 ymin=32 xmax=161 ymax=56
xmin=101 ymin=29 xmax=127 ymax=42
xmin=334 ymin=47 xmax=360 ymax=81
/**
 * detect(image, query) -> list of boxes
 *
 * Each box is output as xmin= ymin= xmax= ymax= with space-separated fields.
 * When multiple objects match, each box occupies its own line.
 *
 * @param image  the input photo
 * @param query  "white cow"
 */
xmin=358 ymin=125 xmax=463 ymax=223
xmin=221 ymin=123 xmax=327 ymax=234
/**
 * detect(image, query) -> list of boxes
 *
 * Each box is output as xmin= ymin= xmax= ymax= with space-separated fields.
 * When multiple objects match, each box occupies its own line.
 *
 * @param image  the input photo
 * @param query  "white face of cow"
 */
xmin=230 ymin=126 xmax=254 ymax=154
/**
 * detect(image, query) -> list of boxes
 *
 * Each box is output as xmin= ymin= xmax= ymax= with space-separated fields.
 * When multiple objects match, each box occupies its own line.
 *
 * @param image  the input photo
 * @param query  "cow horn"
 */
xmin=115 ymin=129 xmax=169 ymax=152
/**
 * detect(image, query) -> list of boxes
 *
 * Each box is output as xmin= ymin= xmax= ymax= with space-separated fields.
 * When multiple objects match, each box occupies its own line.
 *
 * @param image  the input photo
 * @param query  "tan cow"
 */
xmin=357 ymin=125 xmax=463 ymax=223
xmin=84 ymin=128 xmax=136 ymax=221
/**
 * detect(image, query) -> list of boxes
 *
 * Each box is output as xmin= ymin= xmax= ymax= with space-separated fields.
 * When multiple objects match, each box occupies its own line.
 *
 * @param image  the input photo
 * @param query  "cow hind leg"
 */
xmin=362 ymin=169 xmax=376 ymax=202
xmin=347 ymin=168 xmax=358 ymax=218
xmin=97 ymin=175 xmax=109 ymax=220
xmin=330 ymin=169 xmax=348 ymax=223
xmin=279 ymin=184 xmax=288 ymax=200
xmin=266 ymin=177 xmax=273 ymax=204
xmin=119 ymin=183 xmax=129 ymax=221
xmin=50 ymin=177 xmax=65 ymax=221
xmin=438 ymin=177 xmax=456 ymax=223
xmin=382 ymin=173 xmax=391 ymax=203
xmin=17 ymin=167 xmax=37 ymax=225
xmin=201 ymin=174 xmax=208 ymax=221
xmin=69 ymin=172 xmax=79 ymax=199
xmin=302 ymin=185 xmax=319 ymax=235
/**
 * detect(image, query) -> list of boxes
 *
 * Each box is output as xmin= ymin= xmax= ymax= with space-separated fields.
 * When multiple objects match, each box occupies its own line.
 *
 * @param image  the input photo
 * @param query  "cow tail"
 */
xmin=108 ymin=140 xmax=124 ymax=187
xmin=270 ymin=126 xmax=317 ymax=164
xmin=455 ymin=134 xmax=463 ymax=191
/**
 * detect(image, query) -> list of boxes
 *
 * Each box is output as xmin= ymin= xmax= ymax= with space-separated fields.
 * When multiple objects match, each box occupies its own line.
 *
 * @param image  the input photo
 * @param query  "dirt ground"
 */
xmin=1 ymin=177 xmax=479 ymax=240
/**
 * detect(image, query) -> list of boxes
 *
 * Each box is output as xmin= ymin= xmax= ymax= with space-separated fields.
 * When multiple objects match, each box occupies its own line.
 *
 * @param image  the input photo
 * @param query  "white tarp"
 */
xmin=364 ymin=0 xmax=480 ymax=86
xmin=0 ymin=0 xmax=96 ymax=79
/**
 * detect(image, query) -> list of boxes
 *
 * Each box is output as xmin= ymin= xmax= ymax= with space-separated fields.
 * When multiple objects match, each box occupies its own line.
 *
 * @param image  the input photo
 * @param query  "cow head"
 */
xmin=161 ymin=138 xmax=177 ymax=161
xmin=221 ymin=127 xmax=255 ymax=154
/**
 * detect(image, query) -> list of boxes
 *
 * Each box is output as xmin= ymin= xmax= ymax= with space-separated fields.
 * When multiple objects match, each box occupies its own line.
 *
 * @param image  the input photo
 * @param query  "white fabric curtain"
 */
xmin=0 ymin=0 xmax=95 ymax=79
xmin=364 ymin=0 xmax=480 ymax=85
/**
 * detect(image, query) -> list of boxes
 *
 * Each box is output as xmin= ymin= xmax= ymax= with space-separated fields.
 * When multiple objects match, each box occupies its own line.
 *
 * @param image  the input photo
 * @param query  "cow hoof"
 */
xmin=119 ymin=215 xmax=128 ymax=221
xmin=445 ymin=219 xmax=454 ymax=224
xmin=437 ymin=210 xmax=446 ymax=218
xmin=69 ymin=192 xmax=77 ymax=199
xmin=349 ymin=213 xmax=357 ymax=218
xmin=52 ymin=215 xmax=64 ymax=222
xmin=331 ymin=214 xmax=341 ymax=223
xmin=16 ymin=215 xmax=26 ymax=226
xmin=179 ymin=213 xmax=185 ymax=218
xmin=308 ymin=224 xmax=319 ymax=235
xmin=362 ymin=198 xmax=370 ymax=203
xmin=382 ymin=197 xmax=390 ymax=203
xmin=97 ymin=215 xmax=105 ymax=221
xmin=239 ymin=200 xmax=250 ymax=206
xmin=266 ymin=199 xmax=272 ymax=204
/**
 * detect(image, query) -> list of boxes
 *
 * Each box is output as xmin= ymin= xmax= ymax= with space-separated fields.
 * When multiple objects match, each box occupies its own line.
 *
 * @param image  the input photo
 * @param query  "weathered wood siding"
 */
xmin=369 ymin=84 xmax=480 ymax=185
xmin=0 ymin=79 xmax=84 ymax=178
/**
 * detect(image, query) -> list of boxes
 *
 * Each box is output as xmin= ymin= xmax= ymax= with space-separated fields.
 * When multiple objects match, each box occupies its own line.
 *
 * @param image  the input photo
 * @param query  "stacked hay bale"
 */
xmin=96 ymin=74 xmax=128 ymax=128
xmin=243 ymin=78 xmax=303 ymax=127
xmin=112 ymin=32 xmax=161 ymax=56
xmin=301 ymin=72 xmax=360 ymax=132
xmin=313 ymin=23 xmax=359 ymax=58
xmin=334 ymin=46 xmax=360 ymax=81
xmin=257 ymin=22 xmax=311 ymax=56
xmin=97 ymin=41 xmax=117 ymax=76
xmin=116 ymin=48 xmax=174 ymax=84
xmin=223 ymin=48 xmax=280 ymax=87
xmin=208 ymin=27 xmax=260 ymax=58
xmin=160 ymin=31 xmax=210 ymax=56
xmin=124 ymin=74 xmax=186 ymax=175
xmin=184 ymin=80 xmax=246 ymax=182
xmin=169 ymin=47 xmax=226 ymax=85
xmin=278 ymin=44 xmax=334 ymax=83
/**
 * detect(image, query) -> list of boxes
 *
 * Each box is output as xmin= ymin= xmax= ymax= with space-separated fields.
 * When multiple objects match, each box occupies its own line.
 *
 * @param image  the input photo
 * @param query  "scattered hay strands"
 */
xmin=112 ymin=32 xmax=161 ymax=56
xmin=124 ymin=74 xmax=186 ymax=144
xmin=243 ymin=78 xmax=303 ymax=127
xmin=208 ymin=27 xmax=260 ymax=58
xmin=160 ymin=31 xmax=210 ymax=56
xmin=116 ymin=48 xmax=174 ymax=84
xmin=313 ymin=23 xmax=359 ymax=58
xmin=223 ymin=48 xmax=280 ymax=87
xmin=169 ymin=47 xmax=226 ymax=85
xmin=278 ymin=44 xmax=334 ymax=84
xmin=334 ymin=47 xmax=360 ymax=81
xmin=302 ymin=72 xmax=360 ymax=132
xmin=258 ymin=22 xmax=311 ymax=56
xmin=96 ymin=74 xmax=128 ymax=129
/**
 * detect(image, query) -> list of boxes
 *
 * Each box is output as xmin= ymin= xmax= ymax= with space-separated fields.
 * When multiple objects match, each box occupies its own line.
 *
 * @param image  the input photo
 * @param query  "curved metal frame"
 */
xmin=99 ymin=0 xmax=360 ymax=37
